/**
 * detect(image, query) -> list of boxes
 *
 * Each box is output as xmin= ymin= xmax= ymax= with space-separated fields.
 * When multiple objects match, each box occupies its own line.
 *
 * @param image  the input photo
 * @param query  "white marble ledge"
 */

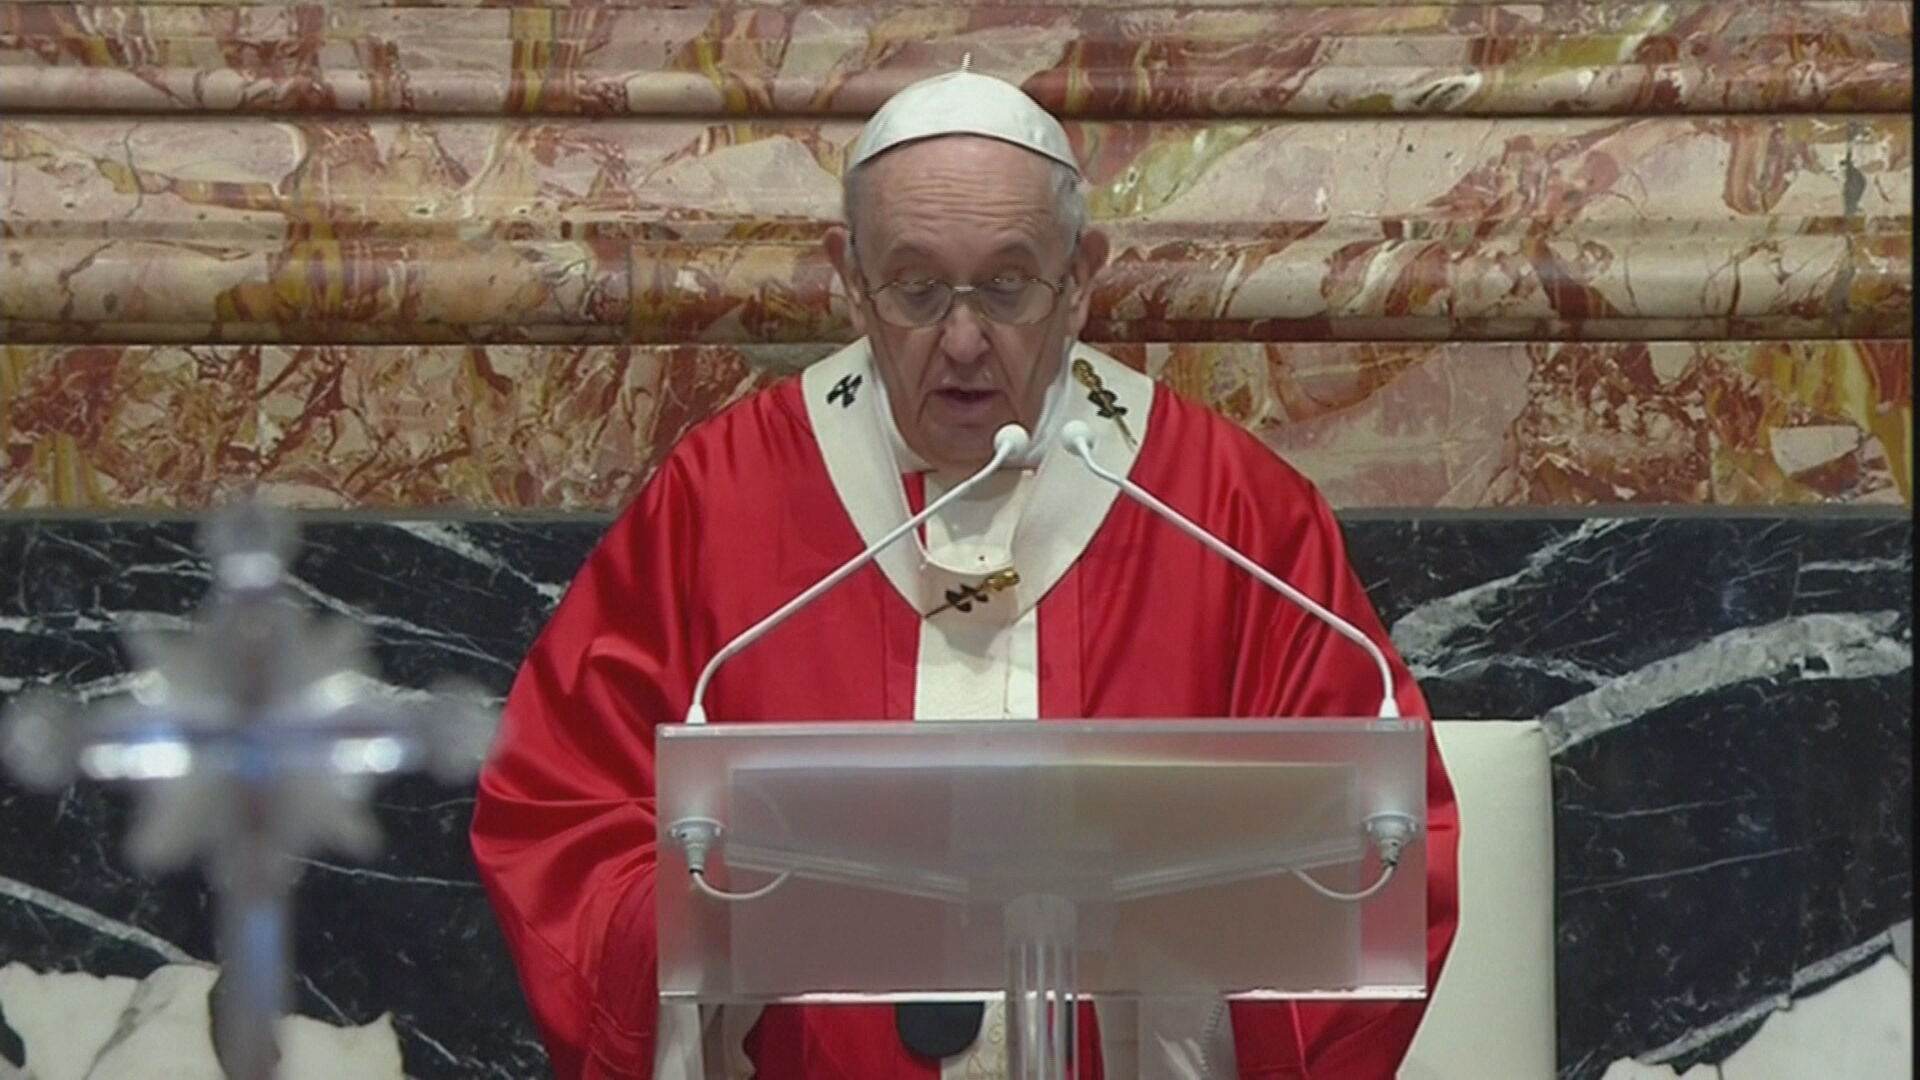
xmin=0 ymin=962 xmax=403 ymax=1080
xmin=1600 ymin=948 xmax=1913 ymax=1080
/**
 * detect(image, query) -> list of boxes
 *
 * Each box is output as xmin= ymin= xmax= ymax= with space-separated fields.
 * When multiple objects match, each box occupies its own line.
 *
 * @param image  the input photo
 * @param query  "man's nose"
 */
xmin=936 ymin=297 xmax=993 ymax=365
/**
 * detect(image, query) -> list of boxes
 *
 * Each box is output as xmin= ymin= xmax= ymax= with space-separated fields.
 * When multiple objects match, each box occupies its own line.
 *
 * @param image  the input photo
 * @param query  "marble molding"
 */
xmin=2 ymin=114 xmax=1909 ymax=343
xmin=2 ymin=340 xmax=1910 ymax=511
xmin=0 ymin=514 xmax=1909 ymax=1079
xmin=0 ymin=3 xmax=1909 ymax=117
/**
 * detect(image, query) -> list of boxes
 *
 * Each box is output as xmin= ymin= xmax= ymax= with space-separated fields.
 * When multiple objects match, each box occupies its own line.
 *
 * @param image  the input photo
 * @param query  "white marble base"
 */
xmin=0 ymin=962 xmax=403 ymax=1080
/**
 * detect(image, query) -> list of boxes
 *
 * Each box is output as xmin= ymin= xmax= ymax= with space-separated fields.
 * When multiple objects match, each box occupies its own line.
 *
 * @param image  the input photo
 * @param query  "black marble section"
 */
xmin=0 ymin=516 xmax=1909 ymax=1080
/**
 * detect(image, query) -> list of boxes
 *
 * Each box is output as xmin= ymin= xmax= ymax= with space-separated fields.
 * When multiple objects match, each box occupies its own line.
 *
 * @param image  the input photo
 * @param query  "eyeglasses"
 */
xmin=862 ymin=273 xmax=1069 ymax=328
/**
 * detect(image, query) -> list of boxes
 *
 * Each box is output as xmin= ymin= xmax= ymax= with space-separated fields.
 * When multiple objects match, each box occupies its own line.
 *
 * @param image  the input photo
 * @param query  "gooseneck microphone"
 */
xmin=684 ymin=423 xmax=1032 ymax=726
xmin=1059 ymin=420 xmax=1401 ymax=719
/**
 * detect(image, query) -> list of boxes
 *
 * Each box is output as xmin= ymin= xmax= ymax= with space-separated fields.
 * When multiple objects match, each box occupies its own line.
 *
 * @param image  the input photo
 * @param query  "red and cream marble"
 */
xmin=1137 ymin=340 xmax=1910 ymax=508
xmin=3 ymin=342 xmax=1907 ymax=511
xmin=1 ymin=3 xmax=1908 ymax=117
xmin=4 ymin=115 xmax=1909 ymax=342
xmin=1704 ymin=339 xmax=1910 ymax=505
xmin=0 ymin=345 xmax=799 ymax=509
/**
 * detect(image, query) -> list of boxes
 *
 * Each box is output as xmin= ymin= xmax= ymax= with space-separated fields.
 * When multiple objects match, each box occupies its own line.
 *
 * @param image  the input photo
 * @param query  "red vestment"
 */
xmin=472 ymin=344 xmax=1459 ymax=1079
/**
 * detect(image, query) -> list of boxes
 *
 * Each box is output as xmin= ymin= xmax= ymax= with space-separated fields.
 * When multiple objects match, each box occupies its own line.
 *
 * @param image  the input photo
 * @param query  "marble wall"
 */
xmin=0 ymin=2 xmax=1911 ymax=1078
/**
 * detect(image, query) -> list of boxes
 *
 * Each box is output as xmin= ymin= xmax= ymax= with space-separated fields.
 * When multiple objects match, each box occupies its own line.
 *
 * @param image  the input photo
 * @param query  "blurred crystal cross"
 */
xmin=1 ymin=502 xmax=497 ymax=1080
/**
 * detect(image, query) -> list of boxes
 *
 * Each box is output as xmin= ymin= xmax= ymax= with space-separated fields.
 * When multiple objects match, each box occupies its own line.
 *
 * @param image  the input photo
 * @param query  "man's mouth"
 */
xmin=931 ymin=388 xmax=999 ymax=415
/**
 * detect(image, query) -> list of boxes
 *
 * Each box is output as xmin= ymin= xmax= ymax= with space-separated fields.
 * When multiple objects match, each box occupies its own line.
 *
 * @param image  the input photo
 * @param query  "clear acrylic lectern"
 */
xmin=657 ymin=719 xmax=1428 ymax=1078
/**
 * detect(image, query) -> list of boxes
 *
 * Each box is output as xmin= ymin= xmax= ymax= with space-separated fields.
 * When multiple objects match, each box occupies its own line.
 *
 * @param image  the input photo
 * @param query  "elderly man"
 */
xmin=472 ymin=71 xmax=1458 ymax=1079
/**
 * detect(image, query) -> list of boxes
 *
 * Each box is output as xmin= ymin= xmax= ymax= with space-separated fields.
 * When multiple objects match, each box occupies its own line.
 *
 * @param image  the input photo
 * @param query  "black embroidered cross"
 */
xmin=827 ymin=374 xmax=863 ymax=408
xmin=1088 ymin=388 xmax=1126 ymax=419
xmin=1071 ymin=359 xmax=1137 ymax=448
xmin=943 ymin=583 xmax=990 ymax=614
xmin=924 ymin=569 xmax=1021 ymax=619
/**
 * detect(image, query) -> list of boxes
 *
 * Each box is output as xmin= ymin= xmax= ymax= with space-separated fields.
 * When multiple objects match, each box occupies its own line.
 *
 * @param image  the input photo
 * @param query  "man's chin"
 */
xmin=918 ymin=429 xmax=1003 ymax=473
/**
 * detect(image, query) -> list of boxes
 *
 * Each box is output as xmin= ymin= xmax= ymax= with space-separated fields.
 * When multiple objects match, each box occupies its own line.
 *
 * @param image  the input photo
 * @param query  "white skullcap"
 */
xmin=848 ymin=70 xmax=1080 ymax=177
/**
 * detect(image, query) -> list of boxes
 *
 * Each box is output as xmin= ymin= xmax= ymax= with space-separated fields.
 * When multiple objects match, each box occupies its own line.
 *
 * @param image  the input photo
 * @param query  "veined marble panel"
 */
xmin=0 ymin=3 xmax=1908 ymax=117
xmin=0 ymin=344 xmax=795 ymax=511
xmin=0 ymin=515 xmax=1908 ymax=1078
xmin=2 ymin=341 xmax=1909 ymax=511
xmin=1705 ymin=339 xmax=1913 ymax=506
xmin=1141 ymin=339 xmax=1911 ymax=508
xmin=3 ymin=114 xmax=1908 ymax=343
xmin=1595 ymin=946 xmax=1910 ymax=1079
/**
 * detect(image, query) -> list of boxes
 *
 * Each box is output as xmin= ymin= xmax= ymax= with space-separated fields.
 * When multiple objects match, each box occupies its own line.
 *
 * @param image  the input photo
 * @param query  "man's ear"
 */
xmin=1065 ymin=228 xmax=1110 ymax=338
xmin=823 ymin=226 xmax=868 ymax=337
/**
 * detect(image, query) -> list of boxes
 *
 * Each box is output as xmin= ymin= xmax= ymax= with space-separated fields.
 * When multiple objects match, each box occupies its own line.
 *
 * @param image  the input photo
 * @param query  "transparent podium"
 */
xmin=658 ymin=719 xmax=1428 ymax=1078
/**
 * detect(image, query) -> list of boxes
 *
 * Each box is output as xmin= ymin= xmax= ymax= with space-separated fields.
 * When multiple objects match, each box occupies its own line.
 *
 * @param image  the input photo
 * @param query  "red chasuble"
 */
xmin=471 ymin=342 xmax=1460 ymax=1079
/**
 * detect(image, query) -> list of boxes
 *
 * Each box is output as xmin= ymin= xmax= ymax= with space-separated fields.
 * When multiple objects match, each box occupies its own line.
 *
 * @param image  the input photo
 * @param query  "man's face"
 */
xmin=825 ymin=136 xmax=1108 ymax=471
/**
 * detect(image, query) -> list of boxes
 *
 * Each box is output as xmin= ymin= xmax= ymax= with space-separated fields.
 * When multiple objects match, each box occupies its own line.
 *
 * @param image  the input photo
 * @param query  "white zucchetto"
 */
xmin=848 ymin=69 xmax=1081 ymax=176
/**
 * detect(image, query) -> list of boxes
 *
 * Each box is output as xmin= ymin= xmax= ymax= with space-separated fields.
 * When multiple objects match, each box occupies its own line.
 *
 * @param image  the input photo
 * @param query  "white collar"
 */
xmin=801 ymin=339 xmax=1153 ymax=620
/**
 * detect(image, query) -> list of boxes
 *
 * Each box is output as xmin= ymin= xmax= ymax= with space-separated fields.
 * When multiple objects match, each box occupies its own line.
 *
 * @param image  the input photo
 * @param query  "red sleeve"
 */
xmin=469 ymin=455 xmax=705 ymax=1080
xmin=1226 ymin=474 xmax=1462 ymax=1079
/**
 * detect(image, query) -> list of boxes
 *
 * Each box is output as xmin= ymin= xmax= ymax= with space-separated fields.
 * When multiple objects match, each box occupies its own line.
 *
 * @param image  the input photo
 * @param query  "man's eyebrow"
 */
xmin=881 ymin=243 xmax=936 ymax=265
xmin=882 ymin=238 xmax=1044 ymax=260
xmin=985 ymin=240 xmax=1043 ymax=261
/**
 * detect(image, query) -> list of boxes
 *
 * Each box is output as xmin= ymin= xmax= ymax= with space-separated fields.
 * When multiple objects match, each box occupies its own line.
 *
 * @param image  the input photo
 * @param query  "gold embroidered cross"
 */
xmin=1072 ymin=359 xmax=1137 ymax=449
xmin=924 ymin=569 xmax=1021 ymax=619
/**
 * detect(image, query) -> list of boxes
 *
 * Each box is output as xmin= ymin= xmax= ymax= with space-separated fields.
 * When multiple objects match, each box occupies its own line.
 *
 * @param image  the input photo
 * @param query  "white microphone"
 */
xmin=1059 ymin=420 xmax=1401 ymax=719
xmin=684 ymin=423 xmax=1032 ymax=725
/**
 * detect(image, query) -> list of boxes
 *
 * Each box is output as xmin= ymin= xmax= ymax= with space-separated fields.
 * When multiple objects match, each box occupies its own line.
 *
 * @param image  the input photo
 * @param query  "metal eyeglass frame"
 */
xmin=846 ymin=230 xmax=1081 ymax=328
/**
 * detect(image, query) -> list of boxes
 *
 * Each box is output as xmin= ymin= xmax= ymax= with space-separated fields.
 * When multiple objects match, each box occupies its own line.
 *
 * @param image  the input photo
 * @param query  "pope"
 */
xmin=471 ymin=69 xmax=1460 ymax=1079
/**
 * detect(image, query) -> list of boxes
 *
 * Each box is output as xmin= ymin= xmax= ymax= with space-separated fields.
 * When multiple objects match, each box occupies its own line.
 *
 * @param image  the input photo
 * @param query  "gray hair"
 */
xmin=842 ymin=152 xmax=1088 ymax=266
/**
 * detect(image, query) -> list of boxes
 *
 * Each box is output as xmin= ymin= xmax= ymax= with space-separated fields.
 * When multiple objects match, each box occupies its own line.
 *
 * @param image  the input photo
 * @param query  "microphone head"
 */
xmin=992 ymin=424 xmax=1032 ymax=460
xmin=1060 ymin=420 xmax=1095 ymax=458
